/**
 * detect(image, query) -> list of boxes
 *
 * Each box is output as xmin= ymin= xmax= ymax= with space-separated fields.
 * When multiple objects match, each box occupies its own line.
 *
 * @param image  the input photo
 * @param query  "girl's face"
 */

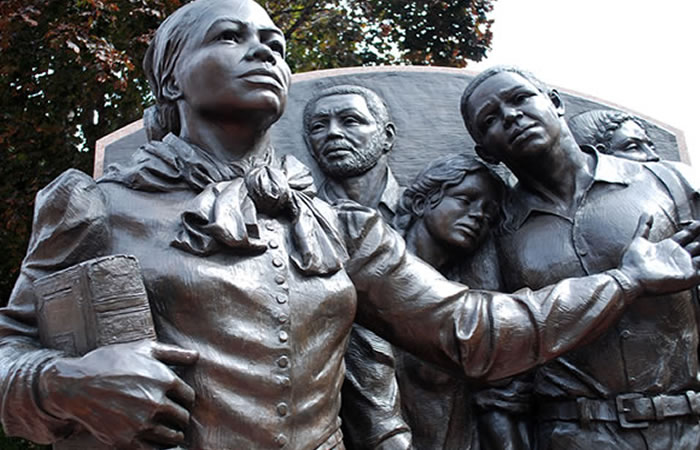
xmin=423 ymin=171 xmax=502 ymax=254
xmin=173 ymin=0 xmax=291 ymax=127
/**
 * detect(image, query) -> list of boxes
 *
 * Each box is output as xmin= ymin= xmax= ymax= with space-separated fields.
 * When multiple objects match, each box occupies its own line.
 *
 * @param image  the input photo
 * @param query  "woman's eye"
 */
xmin=218 ymin=30 xmax=241 ymax=42
xmin=624 ymin=141 xmax=639 ymax=150
xmin=268 ymin=41 xmax=285 ymax=56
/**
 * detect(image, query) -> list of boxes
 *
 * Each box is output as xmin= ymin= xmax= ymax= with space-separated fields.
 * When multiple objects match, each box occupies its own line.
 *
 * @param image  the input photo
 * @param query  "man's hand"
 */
xmin=619 ymin=215 xmax=700 ymax=295
xmin=38 ymin=340 xmax=198 ymax=449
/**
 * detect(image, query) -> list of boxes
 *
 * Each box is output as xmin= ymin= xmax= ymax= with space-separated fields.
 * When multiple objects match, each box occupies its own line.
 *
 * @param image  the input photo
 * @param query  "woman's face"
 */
xmin=423 ymin=171 xmax=501 ymax=254
xmin=174 ymin=0 xmax=291 ymax=126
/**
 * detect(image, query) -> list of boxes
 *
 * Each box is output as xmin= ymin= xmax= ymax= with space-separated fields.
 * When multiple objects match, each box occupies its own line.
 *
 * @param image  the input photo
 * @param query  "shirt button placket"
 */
xmin=572 ymin=209 xmax=591 ymax=271
xmin=266 ymin=221 xmax=292 ymax=441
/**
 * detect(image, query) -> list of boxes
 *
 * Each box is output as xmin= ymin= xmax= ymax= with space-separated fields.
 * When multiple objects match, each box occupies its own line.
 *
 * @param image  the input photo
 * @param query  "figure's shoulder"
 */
xmin=40 ymin=167 xmax=98 ymax=191
xmin=35 ymin=169 xmax=106 ymax=218
xmin=99 ymin=134 xmax=203 ymax=192
xmin=647 ymin=160 xmax=700 ymax=191
xmin=638 ymin=160 xmax=699 ymax=197
xmin=642 ymin=160 xmax=700 ymax=220
xmin=26 ymin=169 xmax=111 ymax=271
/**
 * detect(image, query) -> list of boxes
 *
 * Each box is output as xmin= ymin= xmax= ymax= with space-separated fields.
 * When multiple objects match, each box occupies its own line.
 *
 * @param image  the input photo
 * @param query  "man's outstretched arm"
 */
xmin=339 ymin=204 xmax=700 ymax=381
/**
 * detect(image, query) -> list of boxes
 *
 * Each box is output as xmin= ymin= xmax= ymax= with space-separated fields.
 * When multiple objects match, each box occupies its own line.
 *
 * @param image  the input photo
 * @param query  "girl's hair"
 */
xmin=395 ymin=153 xmax=505 ymax=231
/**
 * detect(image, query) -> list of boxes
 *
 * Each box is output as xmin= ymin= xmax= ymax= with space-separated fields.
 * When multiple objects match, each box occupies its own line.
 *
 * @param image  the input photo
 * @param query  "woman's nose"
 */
xmin=246 ymin=41 xmax=276 ymax=64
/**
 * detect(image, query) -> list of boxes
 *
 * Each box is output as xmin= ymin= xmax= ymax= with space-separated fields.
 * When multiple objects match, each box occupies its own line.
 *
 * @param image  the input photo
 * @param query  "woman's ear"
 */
xmin=162 ymin=75 xmax=183 ymax=101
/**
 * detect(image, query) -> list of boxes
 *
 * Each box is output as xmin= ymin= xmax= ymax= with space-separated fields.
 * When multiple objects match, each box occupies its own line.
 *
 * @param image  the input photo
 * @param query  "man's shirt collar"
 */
xmin=502 ymin=146 xmax=636 ymax=232
xmin=319 ymin=166 xmax=402 ymax=218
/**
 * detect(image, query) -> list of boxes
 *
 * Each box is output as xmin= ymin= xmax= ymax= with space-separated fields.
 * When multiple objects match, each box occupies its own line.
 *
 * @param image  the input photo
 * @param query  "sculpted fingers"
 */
xmin=42 ymin=342 xmax=197 ymax=448
xmin=129 ymin=396 xmax=190 ymax=448
xmin=168 ymin=375 xmax=196 ymax=409
xmin=632 ymin=213 xmax=653 ymax=240
xmin=155 ymin=397 xmax=192 ymax=429
xmin=686 ymin=241 xmax=700 ymax=257
xmin=139 ymin=424 xmax=187 ymax=447
xmin=690 ymin=256 xmax=700 ymax=287
xmin=672 ymin=220 xmax=700 ymax=246
xmin=152 ymin=342 xmax=199 ymax=366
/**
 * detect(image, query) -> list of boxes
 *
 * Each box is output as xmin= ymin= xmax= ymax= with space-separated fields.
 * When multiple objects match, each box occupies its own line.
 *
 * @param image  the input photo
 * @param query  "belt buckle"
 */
xmin=616 ymin=393 xmax=649 ymax=429
xmin=685 ymin=390 xmax=700 ymax=416
xmin=575 ymin=398 xmax=594 ymax=427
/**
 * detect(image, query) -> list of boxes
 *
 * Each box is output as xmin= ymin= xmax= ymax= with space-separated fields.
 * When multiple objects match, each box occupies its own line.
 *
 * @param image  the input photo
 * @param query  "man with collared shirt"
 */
xmin=304 ymin=85 xmax=410 ymax=450
xmin=460 ymin=65 xmax=700 ymax=449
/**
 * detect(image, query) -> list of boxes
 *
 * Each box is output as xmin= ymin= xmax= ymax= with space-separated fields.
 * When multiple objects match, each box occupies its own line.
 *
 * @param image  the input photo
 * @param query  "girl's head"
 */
xmin=397 ymin=154 xmax=505 ymax=254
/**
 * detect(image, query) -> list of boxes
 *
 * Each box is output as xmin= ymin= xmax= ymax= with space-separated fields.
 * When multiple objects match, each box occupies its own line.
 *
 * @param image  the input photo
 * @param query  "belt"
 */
xmin=538 ymin=391 xmax=700 ymax=429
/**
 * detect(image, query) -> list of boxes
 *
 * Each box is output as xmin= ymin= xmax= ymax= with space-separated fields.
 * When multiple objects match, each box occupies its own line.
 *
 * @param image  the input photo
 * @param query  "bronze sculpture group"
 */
xmin=1 ymin=1 xmax=699 ymax=449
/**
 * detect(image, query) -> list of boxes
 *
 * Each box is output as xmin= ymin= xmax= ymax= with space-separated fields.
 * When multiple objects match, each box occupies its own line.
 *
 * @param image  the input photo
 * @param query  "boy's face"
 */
xmin=467 ymin=71 xmax=563 ymax=166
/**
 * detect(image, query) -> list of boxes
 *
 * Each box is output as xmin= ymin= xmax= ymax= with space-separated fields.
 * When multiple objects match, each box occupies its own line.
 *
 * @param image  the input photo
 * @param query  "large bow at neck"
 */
xmin=101 ymin=134 xmax=347 ymax=276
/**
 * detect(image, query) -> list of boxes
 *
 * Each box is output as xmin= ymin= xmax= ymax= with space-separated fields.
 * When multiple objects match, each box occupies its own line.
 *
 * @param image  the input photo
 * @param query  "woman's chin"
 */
xmin=197 ymin=101 xmax=284 ymax=129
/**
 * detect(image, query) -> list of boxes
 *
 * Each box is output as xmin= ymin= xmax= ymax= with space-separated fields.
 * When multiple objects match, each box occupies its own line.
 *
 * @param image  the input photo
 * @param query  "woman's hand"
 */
xmin=38 ymin=340 xmax=198 ymax=449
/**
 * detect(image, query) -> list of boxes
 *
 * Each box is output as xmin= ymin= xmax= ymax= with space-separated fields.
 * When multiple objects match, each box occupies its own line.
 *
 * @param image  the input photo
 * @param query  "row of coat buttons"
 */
xmin=267 ymin=232 xmax=289 ymax=347
xmin=266 ymin=220 xmax=291 ymax=449
xmin=269 ymin=237 xmax=289 ymax=345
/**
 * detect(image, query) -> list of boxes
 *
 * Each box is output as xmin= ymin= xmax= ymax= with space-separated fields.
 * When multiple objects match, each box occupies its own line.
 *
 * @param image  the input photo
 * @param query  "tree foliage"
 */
xmin=0 ymin=0 xmax=494 ymax=442
xmin=264 ymin=0 xmax=495 ymax=70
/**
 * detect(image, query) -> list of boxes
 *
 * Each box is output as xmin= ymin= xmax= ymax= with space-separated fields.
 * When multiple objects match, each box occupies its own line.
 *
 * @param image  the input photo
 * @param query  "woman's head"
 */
xmin=397 ymin=154 xmax=505 ymax=254
xmin=143 ymin=0 xmax=291 ymax=140
xmin=568 ymin=109 xmax=659 ymax=162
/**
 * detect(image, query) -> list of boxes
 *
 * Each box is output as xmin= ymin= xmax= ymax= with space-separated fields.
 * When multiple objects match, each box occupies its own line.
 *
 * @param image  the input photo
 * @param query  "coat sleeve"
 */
xmin=0 ymin=169 xmax=110 ymax=443
xmin=341 ymin=324 xmax=411 ymax=449
xmin=336 ymin=202 xmax=640 ymax=382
